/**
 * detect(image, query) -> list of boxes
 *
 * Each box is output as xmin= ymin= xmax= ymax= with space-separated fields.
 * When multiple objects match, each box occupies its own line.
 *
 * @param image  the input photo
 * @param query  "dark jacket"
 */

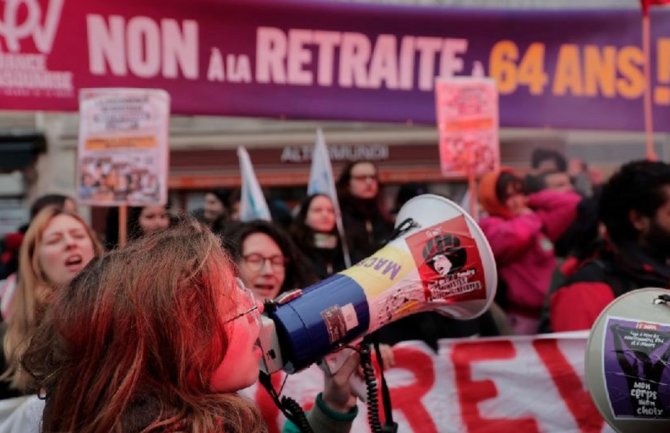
xmin=304 ymin=245 xmax=346 ymax=280
xmin=121 ymin=392 xmax=356 ymax=433
xmin=549 ymin=241 xmax=670 ymax=332
xmin=339 ymin=197 xmax=393 ymax=264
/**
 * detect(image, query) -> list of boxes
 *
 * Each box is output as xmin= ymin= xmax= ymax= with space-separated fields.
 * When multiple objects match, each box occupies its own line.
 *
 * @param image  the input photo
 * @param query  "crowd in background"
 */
xmin=0 ymin=151 xmax=669 ymax=431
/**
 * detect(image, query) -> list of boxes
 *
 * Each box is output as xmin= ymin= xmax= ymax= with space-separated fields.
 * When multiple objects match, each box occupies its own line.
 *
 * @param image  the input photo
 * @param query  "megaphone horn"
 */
xmin=259 ymin=194 xmax=497 ymax=374
xmin=585 ymin=288 xmax=670 ymax=433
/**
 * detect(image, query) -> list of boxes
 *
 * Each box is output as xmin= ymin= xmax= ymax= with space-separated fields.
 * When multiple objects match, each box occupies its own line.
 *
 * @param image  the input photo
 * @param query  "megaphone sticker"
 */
xmin=341 ymin=245 xmax=415 ymax=298
xmin=406 ymin=215 xmax=486 ymax=302
xmin=340 ymin=245 xmax=420 ymax=329
xmin=601 ymin=316 xmax=670 ymax=420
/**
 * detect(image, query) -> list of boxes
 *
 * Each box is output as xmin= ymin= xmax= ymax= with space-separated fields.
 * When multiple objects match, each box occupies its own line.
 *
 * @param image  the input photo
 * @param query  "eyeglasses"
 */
xmin=223 ymin=278 xmax=260 ymax=325
xmin=242 ymin=253 xmax=287 ymax=272
xmin=351 ymin=174 xmax=378 ymax=182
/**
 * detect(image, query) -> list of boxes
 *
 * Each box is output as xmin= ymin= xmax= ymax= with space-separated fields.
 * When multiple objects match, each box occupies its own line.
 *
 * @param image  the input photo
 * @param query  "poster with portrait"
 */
xmin=77 ymin=88 xmax=170 ymax=206
xmin=405 ymin=215 xmax=487 ymax=303
xmin=435 ymin=77 xmax=499 ymax=177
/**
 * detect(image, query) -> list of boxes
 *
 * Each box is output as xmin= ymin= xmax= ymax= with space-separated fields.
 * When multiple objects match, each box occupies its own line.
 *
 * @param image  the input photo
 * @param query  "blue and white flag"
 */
xmin=307 ymin=129 xmax=351 ymax=267
xmin=238 ymin=146 xmax=271 ymax=222
xmin=307 ymin=128 xmax=337 ymax=197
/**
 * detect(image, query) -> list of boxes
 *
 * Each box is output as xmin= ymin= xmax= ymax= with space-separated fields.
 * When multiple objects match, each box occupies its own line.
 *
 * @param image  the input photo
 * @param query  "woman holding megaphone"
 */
xmin=22 ymin=221 xmax=359 ymax=433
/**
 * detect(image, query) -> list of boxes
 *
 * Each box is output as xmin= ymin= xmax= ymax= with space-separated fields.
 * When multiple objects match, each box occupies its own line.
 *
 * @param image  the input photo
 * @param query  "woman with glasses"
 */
xmin=336 ymin=161 xmax=393 ymax=264
xmin=290 ymin=194 xmax=345 ymax=279
xmin=225 ymin=220 xmax=316 ymax=301
xmin=22 ymin=221 xmax=359 ymax=433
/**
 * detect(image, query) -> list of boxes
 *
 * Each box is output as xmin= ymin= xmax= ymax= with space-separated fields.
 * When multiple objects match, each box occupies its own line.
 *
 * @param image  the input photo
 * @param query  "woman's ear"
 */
xmin=629 ymin=209 xmax=650 ymax=233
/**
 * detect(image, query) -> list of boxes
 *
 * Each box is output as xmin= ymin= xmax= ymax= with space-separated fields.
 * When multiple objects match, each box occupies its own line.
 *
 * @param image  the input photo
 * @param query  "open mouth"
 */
xmin=253 ymin=284 xmax=276 ymax=298
xmin=64 ymin=254 xmax=84 ymax=270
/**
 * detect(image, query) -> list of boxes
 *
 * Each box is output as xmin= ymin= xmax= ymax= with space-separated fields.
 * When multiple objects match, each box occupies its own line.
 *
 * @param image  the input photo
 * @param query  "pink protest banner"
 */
xmin=241 ymin=332 xmax=615 ymax=433
xmin=435 ymin=77 xmax=500 ymax=178
xmin=2 ymin=1 xmax=670 ymax=132
xmin=76 ymin=88 xmax=170 ymax=207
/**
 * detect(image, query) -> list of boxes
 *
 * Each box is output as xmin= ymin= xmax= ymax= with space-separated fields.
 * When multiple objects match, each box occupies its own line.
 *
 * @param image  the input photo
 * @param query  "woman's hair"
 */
xmin=600 ymin=160 xmax=670 ymax=244
xmin=224 ymin=220 xmax=317 ymax=294
xmin=478 ymin=169 xmax=523 ymax=219
xmin=105 ymin=203 xmax=174 ymax=248
xmin=290 ymin=194 xmax=339 ymax=248
xmin=206 ymin=189 xmax=230 ymax=208
xmin=3 ymin=207 xmax=103 ymax=391
xmin=495 ymin=172 xmax=524 ymax=204
xmin=424 ymin=234 xmax=467 ymax=275
xmin=29 ymin=194 xmax=73 ymax=220
xmin=22 ymin=221 xmax=265 ymax=433
xmin=127 ymin=202 xmax=173 ymax=241
xmin=336 ymin=160 xmax=375 ymax=198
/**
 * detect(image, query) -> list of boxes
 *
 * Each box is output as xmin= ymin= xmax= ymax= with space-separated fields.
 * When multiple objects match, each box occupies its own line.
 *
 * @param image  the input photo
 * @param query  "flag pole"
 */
xmin=118 ymin=205 xmax=127 ymax=248
xmin=642 ymin=6 xmax=658 ymax=161
xmin=336 ymin=215 xmax=352 ymax=268
xmin=466 ymin=148 xmax=478 ymax=219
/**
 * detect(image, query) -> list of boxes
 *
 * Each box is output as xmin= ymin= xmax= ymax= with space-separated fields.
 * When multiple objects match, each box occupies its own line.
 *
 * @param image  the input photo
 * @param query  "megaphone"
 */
xmin=258 ymin=194 xmax=497 ymax=374
xmin=585 ymin=287 xmax=670 ymax=433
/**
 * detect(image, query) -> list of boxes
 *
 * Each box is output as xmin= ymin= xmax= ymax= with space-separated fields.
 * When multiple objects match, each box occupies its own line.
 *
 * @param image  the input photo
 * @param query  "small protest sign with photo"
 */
xmin=77 ymin=88 xmax=170 ymax=207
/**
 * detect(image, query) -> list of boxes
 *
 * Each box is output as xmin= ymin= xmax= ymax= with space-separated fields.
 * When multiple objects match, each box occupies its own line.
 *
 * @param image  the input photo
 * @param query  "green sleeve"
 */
xmin=281 ymin=393 xmax=358 ymax=433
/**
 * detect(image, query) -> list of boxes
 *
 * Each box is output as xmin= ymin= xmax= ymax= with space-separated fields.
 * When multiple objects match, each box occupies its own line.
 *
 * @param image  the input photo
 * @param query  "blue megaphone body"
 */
xmin=258 ymin=194 xmax=497 ymax=374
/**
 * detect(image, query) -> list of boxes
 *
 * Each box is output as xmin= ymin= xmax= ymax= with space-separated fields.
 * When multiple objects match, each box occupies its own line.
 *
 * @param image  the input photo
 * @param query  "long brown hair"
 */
xmin=3 ymin=206 xmax=103 ymax=391
xmin=23 ymin=221 xmax=265 ymax=433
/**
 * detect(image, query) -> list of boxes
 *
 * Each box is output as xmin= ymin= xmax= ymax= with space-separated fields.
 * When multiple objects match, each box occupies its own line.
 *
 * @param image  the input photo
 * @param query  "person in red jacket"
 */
xmin=478 ymin=168 xmax=580 ymax=334
xmin=550 ymin=160 xmax=670 ymax=332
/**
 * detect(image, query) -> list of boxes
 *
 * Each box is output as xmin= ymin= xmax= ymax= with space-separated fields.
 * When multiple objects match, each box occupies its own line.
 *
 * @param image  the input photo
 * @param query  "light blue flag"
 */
xmin=307 ymin=128 xmax=336 ymax=197
xmin=307 ymin=129 xmax=351 ymax=267
xmin=237 ymin=146 xmax=272 ymax=222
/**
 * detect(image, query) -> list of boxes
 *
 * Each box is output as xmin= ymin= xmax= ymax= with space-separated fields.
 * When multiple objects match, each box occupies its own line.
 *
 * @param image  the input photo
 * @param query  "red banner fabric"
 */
xmin=241 ymin=332 xmax=616 ymax=433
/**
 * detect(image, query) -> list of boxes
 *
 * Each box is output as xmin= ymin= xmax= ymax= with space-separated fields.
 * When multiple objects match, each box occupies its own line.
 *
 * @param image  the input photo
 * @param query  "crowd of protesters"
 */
xmin=0 ymin=152 xmax=667 ymax=432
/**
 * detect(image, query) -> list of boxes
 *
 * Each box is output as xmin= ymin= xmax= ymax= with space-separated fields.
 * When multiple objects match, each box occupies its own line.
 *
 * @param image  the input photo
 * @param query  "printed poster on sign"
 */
xmin=405 ymin=215 xmax=486 ymax=303
xmin=77 ymin=88 xmax=170 ymax=206
xmin=602 ymin=317 xmax=670 ymax=420
xmin=435 ymin=77 xmax=499 ymax=177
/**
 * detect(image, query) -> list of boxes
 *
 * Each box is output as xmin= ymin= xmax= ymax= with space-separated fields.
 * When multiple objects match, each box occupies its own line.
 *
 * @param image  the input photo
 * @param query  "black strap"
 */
xmin=364 ymin=333 xmax=398 ymax=433
xmin=258 ymin=372 xmax=314 ymax=433
xmin=373 ymin=340 xmax=397 ymax=433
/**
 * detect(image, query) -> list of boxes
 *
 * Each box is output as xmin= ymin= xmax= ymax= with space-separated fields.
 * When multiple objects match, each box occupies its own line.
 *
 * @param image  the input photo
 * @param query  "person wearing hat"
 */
xmin=477 ymin=168 xmax=580 ymax=334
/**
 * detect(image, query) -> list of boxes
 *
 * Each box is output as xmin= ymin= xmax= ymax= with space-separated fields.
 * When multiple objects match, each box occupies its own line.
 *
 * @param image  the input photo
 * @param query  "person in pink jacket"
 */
xmin=477 ymin=168 xmax=580 ymax=334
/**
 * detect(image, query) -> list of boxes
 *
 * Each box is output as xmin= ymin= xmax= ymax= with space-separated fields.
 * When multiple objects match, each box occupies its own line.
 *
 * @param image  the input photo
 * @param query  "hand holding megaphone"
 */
xmin=258 ymin=194 xmax=498 ymax=375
